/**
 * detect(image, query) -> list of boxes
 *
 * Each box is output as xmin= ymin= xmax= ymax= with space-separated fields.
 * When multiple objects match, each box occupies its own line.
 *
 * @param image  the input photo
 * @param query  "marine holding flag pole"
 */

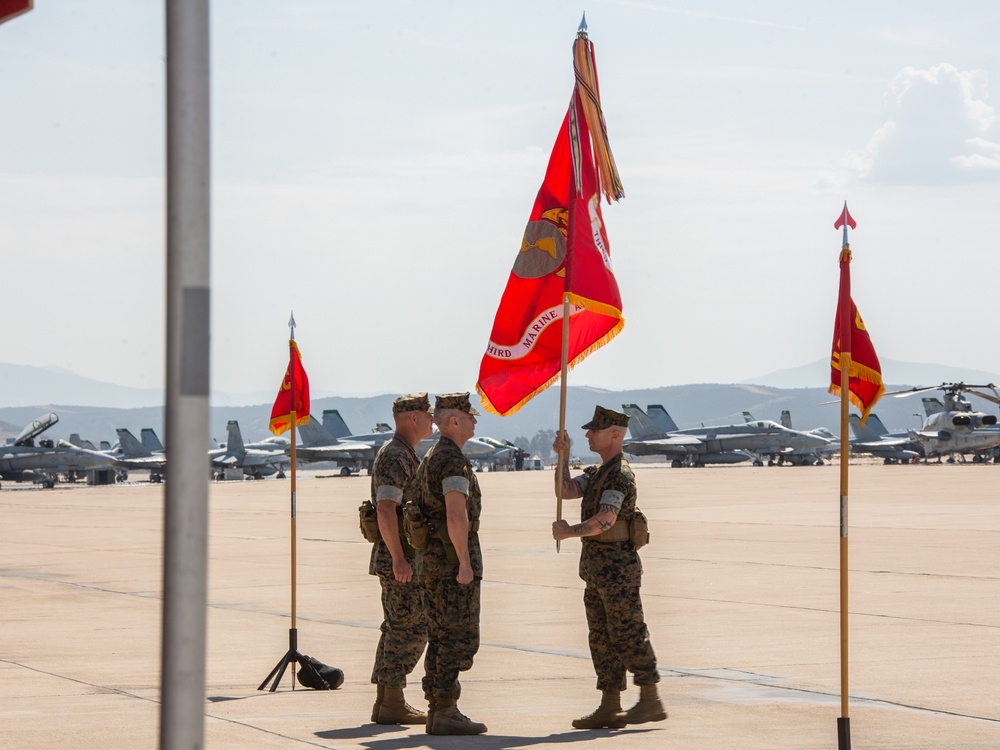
xmin=474 ymin=14 xmax=625 ymax=549
xmin=829 ymin=202 xmax=884 ymax=750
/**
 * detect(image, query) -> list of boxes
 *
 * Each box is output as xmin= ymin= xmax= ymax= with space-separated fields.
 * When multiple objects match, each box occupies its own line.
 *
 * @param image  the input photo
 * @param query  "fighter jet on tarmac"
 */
xmin=0 ymin=413 xmax=112 ymax=488
xmin=847 ymin=413 xmax=922 ymax=464
xmin=622 ymin=404 xmax=832 ymax=467
xmin=211 ymin=420 xmax=290 ymax=479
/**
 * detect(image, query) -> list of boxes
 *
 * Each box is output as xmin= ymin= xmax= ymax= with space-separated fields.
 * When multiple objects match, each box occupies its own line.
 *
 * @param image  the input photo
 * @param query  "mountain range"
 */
xmin=2 ymin=360 xmax=998 ymax=449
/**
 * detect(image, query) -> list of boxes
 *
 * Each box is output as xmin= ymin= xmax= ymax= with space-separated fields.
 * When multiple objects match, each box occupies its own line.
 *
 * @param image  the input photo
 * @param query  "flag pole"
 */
xmin=257 ymin=312 xmax=304 ymax=690
xmin=288 ymin=312 xmax=299 ymax=671
xmin=837 ymin=206 xmax=853 ymax=750
xmin=556 ymin=294 xmax=571 ymax=553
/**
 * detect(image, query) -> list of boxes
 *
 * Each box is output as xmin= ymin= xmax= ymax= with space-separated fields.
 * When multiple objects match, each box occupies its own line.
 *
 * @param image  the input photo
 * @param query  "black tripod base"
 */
xmin=838 ymin=716 xmax=851 ymax=750
xmin=257 ymin=627 xmax=302 ymax=692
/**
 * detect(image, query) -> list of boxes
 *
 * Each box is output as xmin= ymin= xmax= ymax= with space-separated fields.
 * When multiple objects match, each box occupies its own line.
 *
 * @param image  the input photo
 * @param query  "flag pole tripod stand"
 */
xmin=258 ymin=627 xmax=303 ymax=692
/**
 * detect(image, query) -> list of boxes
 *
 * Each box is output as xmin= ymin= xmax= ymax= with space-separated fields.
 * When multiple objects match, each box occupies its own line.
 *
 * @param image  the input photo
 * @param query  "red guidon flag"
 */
xmin=476 ymin=29 xmax=624 ymax=416
xmin=269 ymin=340 xmax=310 ymax=435
xmin=829 ymin=204 xmax=883 ymax=427
xmin=0 ymin=0 xmax=32 ymax=26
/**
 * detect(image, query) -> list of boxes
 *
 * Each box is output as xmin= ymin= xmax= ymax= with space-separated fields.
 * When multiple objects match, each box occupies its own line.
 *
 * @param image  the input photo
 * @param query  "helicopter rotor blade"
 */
xmin=965 ymin=387 xmax=1000 ymax=405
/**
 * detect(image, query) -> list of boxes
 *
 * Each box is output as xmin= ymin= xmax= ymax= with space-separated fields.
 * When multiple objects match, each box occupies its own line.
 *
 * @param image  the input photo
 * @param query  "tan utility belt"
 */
xmin=592 ymin=520 xmax=630 ymax=543
xmin=588 ymin=510 xmax=650 ymax=549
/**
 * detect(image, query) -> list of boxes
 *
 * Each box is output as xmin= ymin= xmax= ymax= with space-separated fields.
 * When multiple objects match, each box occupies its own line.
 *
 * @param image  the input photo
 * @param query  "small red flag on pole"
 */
xmin=829 ymin=203 xmax=883 ymax=427
xmin=270 ymin=338 xmax=310 ymax=435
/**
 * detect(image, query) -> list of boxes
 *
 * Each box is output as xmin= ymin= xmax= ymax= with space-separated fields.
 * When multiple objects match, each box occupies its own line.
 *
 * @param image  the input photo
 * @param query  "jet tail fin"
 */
xmin=646 ymin=404 xmax=679 ymax=433
xmin=141 ymin=429 xmax=164 ymax=452
xmin=742 ymin=411 xmax=755 ymax=424
xmin=780 ymin=410 xmax=793 ymax=429
xmin=298 ymin=416 xmax=335 ymax=446
xmin=322 ymin=409 xmax=352 ymax=439
xmin=621 ymin=404 xmax=666 ymax=439
xmin=226 ymin=420 xmax=245 ymax=455
xmin=849 ymin=412 xmax=888 ymax=441
xmin=116 ymin=428 xmax=151 ymax=457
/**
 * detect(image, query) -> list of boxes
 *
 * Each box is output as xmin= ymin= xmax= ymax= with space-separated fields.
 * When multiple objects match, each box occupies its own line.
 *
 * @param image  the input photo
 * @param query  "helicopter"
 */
xmin=890 ymin=383 xmax=1000 ymax=463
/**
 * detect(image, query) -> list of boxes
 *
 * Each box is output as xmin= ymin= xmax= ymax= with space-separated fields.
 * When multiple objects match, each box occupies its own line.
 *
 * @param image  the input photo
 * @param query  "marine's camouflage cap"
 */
xmin=392 ymin=392 xmax=432 ymax=415
xmin=582 ymin=405 xmax=630 ymax=431
xmin=434 ymin=392 xmax=481 ymax=416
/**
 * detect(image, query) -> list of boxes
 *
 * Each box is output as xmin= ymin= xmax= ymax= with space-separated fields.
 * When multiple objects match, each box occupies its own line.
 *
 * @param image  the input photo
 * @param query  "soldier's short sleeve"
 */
xmin=376 ymin=485 xmax=404 ymax=503
xmin=438 ymin=450 xmax=471 ymax=496
xmin=601 ymin=467 xmax=633 ymax=511
xmin=598 ymin=489 xmax=624 ymax=511
xmin=372 ymin=450 xmax=410 ymax=504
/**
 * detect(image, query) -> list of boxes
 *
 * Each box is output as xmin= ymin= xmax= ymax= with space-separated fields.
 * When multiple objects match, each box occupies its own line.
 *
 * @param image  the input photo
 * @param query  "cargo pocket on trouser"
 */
xmin=449 ymin=577 xmax=481 ymax=673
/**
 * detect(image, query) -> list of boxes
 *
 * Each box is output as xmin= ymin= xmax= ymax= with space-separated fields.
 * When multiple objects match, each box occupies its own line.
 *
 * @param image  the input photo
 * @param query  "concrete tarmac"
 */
xmin=2 ymin=462 xmax=999 ymax=749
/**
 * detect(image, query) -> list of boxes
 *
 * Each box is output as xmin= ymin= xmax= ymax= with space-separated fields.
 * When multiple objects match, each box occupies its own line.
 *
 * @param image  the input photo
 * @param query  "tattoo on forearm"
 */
xmin=598 ymin=518 xmax=614 ymax=531
xmin=570 ymin=522 xmax=588 ymax=536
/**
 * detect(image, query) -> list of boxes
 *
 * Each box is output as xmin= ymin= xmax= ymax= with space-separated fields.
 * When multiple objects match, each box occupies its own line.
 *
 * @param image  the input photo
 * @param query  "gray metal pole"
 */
xmin=161 ymin=1 xmax=211 ymax=748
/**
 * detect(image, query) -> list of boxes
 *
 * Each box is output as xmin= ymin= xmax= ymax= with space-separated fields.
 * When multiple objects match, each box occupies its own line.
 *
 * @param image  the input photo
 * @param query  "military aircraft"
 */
xmin=321 ymin=408 xmax=498 ymax=466
xmin=891 ymin=383 xmax=1000 ymax=463
xmin=622 ymin=405 xmax=749 ymax=467
xmin=110 ymin=428 xmax=168 ymax=482
xmin=622 ymin=404 xmax=832 ymax=467
xmin=211 ymin=420 xmax=290 ymax=479
xmin=247 ymin=416 xmax=378 ymax=476
xmin=759 ymin=410 xmax=837 ymax=466
xmin=0 ymin=413 xmax=112 ymax=488
xmin=847 ymin=413 xmax=922 ymax=464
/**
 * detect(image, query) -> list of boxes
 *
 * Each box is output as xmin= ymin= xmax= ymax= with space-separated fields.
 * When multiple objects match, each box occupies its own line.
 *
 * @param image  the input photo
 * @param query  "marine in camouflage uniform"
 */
xmin=368 ymin=393 xmax=433 ymax=725
xmin=552 ymin=405 xmax=667 ymax=729
xmin=413 ymin=392 xmax=487 ymax=736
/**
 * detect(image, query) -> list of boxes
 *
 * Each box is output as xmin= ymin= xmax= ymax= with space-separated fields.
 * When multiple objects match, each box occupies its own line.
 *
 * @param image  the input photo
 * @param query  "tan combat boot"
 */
xmin=427 ymin=698 xmax=488 ymax=735
xmin=376 ymin=686 xmax=427 ymax=725
xmin=424 ymin=697 xmax=437 ymax=735
xmin=621 ymin=683 xmax=668 ymax=724
xmin=571 ymin=690 xmax=625 ymax=729
xmin=370 ymin=683 xmax=384 ymax=723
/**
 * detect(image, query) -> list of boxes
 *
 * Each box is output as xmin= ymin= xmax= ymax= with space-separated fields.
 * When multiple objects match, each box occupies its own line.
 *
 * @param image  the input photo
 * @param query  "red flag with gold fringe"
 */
xmin=476 ymin=30 xmax=624 ymax=417
xmin=269 ymin=340 xmax=310 ymax=435
xmin=829 ymin=204 xmax=883 ymax=427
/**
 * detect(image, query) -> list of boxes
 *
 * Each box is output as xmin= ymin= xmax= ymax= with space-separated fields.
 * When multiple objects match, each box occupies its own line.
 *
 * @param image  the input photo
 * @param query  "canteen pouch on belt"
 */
xmin=630 ymin=508 xmax=650 ymax=550
xmin=359 ymin=501 xmax=381 ymax=544
xmin=402 ymin=503 xmax=429 ymax=550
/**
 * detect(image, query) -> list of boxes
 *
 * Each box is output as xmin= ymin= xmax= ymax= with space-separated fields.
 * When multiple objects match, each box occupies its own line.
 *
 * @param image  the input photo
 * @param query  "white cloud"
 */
xmin=848 ymin=64 xmax=1000 ymax=184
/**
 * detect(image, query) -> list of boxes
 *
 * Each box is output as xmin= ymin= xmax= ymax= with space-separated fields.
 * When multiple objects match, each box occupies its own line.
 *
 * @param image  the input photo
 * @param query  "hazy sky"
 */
xmin=4 ymin=1 xmax=1000 ymax=403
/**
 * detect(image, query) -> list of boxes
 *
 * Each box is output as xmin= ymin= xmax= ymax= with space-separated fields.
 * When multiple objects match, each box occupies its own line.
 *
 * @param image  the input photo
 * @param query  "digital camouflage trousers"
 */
xmin=370 ymin=574 xmax=427 ymax=689
xmin=584 ymin=584 xmax=659 ymax=691
xmin=420 ymin=575 xmax=481 ymax=700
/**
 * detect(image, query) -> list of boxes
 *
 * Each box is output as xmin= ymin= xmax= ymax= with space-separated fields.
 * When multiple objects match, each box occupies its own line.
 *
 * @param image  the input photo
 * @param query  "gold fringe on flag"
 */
xmin=476 ymin=314 xmax=624 ymax=418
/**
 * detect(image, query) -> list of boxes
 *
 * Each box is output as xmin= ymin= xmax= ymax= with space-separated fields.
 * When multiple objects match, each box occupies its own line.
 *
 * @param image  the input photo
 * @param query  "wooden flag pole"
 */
xmin=837 ymin=227 xmax=853 ymax=750
xmin=555 ymin=294 xmax=571 ymax=553
xmin=257 ymin=313 xmax=304 ymax=691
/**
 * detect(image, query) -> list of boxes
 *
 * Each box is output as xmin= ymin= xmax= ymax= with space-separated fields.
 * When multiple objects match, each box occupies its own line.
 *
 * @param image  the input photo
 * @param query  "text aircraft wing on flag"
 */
xmin=476 ymin=24 xmax=624 ymax=417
